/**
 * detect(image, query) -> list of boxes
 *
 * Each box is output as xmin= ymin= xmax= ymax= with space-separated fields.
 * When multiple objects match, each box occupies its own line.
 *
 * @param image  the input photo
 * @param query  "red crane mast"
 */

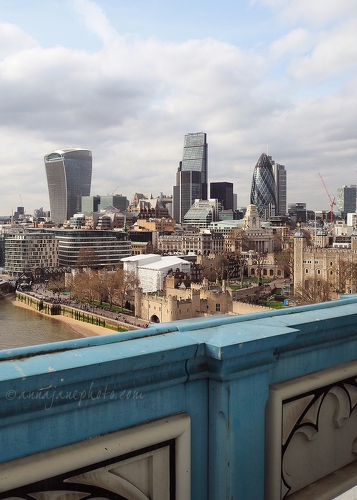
xmin=318 ymin=173 xmax=336 ymax=223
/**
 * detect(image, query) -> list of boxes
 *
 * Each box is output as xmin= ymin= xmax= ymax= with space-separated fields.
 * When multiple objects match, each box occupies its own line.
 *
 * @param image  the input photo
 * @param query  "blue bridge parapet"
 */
xmin=2 ymin=296 xmax=357 ymax=498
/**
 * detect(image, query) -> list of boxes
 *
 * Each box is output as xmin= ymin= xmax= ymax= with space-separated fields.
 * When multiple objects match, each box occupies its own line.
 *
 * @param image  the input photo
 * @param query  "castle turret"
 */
xmin=135 ymin=287 xmax=142 ymax=318
xmin=294 ymin=227 xmax=306 ymax=295
xmin=351 ymin=228 xmax=357 ymax=252
xmin=315 ymin=228 xmax=329 ymax=248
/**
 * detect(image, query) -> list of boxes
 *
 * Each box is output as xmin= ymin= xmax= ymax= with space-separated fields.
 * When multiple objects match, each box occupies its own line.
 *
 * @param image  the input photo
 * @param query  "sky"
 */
xmin=1 ymin=0 xmax=357 ymax=216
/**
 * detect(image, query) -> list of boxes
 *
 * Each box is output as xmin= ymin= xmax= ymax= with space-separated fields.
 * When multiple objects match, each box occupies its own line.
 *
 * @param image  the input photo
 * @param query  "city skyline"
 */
xmin=0 ymin=1 xmax=357 ymax=215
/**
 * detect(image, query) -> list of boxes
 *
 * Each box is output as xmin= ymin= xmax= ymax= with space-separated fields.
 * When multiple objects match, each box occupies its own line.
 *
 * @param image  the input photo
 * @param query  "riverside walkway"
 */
xmin=17 ymin=286 xmax=150 ymax=330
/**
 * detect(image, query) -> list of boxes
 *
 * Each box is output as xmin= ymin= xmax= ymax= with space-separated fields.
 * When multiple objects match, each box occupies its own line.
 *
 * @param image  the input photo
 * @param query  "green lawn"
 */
xmin=265 ymin=300 xmax=285 ymax=309
xmin=92 ymin=300 xmax=132 ymax=315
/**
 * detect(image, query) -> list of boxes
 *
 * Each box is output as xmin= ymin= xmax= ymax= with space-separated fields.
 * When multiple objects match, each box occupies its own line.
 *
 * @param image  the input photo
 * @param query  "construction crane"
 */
xmin=318 ymin=173 xmax=336 ymax=224
xmin=107 ymin=185 xmax=120 ymax=196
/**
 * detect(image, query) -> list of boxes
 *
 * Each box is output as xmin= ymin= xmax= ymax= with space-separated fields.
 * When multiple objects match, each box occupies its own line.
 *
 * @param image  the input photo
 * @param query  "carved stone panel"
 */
xmin=0 ymin=413 xmax=190 ymax=500
xmin=265 ymin=361 xmax=357 ymax=499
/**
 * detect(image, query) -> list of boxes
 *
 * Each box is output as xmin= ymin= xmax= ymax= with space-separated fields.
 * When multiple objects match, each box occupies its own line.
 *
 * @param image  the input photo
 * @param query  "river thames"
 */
xmin=0 ymin=295 xmax=82 ymax=350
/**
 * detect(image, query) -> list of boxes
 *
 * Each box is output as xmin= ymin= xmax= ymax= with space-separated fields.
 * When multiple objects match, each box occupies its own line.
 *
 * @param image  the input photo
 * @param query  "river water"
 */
xmin=0 ymin=295 xmax=82 ymax=350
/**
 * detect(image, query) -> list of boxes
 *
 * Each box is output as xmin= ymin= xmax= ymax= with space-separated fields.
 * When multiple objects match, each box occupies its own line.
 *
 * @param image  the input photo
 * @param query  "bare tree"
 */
xmin=72 ymin=270 xmax=101 ymax=308
xmin=294 ymin=276 xmax=333 ymax=304
xmin=90 ymin=271 xmax=107 ymax=305
xmin=103 ymin=269 xmax=124 ymax=309
xmin=331 ymin=258 xmax=357 ymax=296
xmin=113 ymin=269 xmax=140 ymax=312
xmin=76 ymin=247 xmax=99 ymax=269
xmin=249 ymin=252 xmax=267 ymax=284
xmin=274 ymin=247 xmax=293 ymax=279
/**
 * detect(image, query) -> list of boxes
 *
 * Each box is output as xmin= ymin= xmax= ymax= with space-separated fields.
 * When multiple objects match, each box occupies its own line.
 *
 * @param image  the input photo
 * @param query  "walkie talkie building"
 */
xmin=44 ymin=148 xmax=92 ymax=225
xmin=250 ymin=153 xmax=277 ymax=219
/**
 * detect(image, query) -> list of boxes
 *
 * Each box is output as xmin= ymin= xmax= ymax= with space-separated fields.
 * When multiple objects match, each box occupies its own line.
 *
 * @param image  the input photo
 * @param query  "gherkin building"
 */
xmin=250 ymin=153 xmax=277 ymax=219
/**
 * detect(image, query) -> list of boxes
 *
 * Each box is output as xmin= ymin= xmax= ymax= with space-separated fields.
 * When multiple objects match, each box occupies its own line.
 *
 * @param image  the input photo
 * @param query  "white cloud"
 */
xmin=0 ymin=0 xmax=356 ymax=215
xmin=73 ymin=0 xmax=119 ymax=45
xmin=289 ymin=18 xmax=357 ymax=83
xmin=0 ymin=22 xmax=37 ymax=57
xmin=269 ymin=28 xmax=312 ymax=61
xmin=256 ymin=0 xmax=357 ymax=28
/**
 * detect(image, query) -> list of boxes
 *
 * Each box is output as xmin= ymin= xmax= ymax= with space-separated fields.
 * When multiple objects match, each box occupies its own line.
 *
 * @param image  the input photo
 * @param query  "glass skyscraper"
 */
xmin=272 ymin=159 xmax=287 ymax=216
xmin=173 ymin=132 xmax=208 ymax=223
xmin=250 ymin=153 xmax=277 ymax=219
xmin=210 ymin=182 xmax=234 ymax=210
xmin=44 ymin=148 xmax=92 ymax=225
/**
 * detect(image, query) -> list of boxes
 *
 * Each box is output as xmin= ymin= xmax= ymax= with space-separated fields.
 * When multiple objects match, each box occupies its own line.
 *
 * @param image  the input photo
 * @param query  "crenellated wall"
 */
xmin=2 ymin=296 xmax=357 ymax=498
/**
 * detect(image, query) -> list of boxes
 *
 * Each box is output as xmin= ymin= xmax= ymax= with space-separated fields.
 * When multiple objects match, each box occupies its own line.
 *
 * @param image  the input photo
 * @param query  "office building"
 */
xmin=271 ymin=159 xmax=287 ymax=216
xmin=336 ymin=185 xmax=356 ymax=217
xmin=99 ymin=195 xmax=128 ymax=212
xmin=288 ymin=202 xmax=307 ymax=225
xmin=250 ymin=153 xmax=277 ymax=219
xmin=54 ymin=229 xmax=131 ymax=268
xmin=81 ymin=195 xmax=101 ymax=213
xmin=5 ymin=232 xmax=58 ymax=275
xmin=44 ymin=148 xmax=92 ymax=225
xmin=173 ymin=133 xmax=208 ymax=223
xmin=183 ymin=199 xmax=218 ymax=229
xmin=81 ymin=195 xmax=128 ymax=214
xmin=210 ymin=182 xmax=233 ymax=210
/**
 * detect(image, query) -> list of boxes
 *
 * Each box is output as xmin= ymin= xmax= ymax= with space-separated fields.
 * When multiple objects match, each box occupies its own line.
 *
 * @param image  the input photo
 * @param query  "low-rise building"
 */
xmin=135 ymin=272 xmax=268 ymax=323
xmin=121 ymin=254 xmax=190 ymax=293
xmin=183 ymin=199 xmax=219 ymax=228
xmin=158 ymin=230 xmax=223 ymax=255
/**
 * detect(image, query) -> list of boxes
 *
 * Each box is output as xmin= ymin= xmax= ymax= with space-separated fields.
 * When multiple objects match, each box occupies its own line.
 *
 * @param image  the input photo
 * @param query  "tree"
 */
xmin=72 ymin=270 xmax=101 ymax=308
xmin=113 ymin=269 xmax=140 ymax=312
xmin=331 ymin=257 xmax=357 ymax=296
xmin=72 ymin=271 xmax=91 ymax=303
xmin=103 ymin=269 xmax=124 ymax=309
xmin=294 ymin=276 xmax=333 ymax=305
xmin=76 ymin=247 xmax=99 ymax=269
xmin=249 ymin=252 xmax=267 ymax=284
xmin=90 ymin=270 xmax=107 ymax=305
xmin=274 ymin=246 xmax=293 ymax=279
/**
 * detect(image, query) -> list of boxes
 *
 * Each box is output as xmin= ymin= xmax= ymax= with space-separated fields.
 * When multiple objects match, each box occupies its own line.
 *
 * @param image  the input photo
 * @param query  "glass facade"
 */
xmin=183 ymin=199 xmax=218 ymax=229
xmin=272 ymin=162 xmax=287 ymax=216
xmin=210 ymin=182 xmax=233 ymax=210
xmin=250 ymin=153 xmax=277 ymax=219
xmin=44 ymin=149 xmax=92 ymax=224
xmin=173 ymin=133 xmax=208 ymax=223
xmin=336 ymin=185 xmax=356 ymax=215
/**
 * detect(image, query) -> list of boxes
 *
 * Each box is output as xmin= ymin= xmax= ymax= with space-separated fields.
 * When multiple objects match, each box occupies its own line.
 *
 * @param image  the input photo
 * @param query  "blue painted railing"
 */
xmin=1 ymin=295 xmax=357 ymax=498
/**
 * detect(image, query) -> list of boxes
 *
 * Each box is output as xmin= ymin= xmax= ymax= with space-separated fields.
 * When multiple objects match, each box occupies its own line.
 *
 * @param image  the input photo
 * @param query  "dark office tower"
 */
xmin=210 ymin=182 xmax=233 ymax=210
xmin=173 ymin=132 xmax=208 ymax=223
xmin=45 ymin=148 xmax=92 ymax=225
xmin=336 ymin=185 xmax=356 ymax=216
xmin=272 ymin=161 xmax=287 ymax=216
xmin=250 ymin=153 xmax=277 ymax=219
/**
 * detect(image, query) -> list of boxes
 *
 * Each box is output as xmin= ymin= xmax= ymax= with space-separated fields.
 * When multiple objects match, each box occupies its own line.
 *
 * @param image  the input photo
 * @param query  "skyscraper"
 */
xmin=272 ymin=160 xmax=287 ymax=216
xmin=44 ymin=148 xmax=92 ymax=224
xmin=173 ymin=132 xmax=208 ymax=223
xmin=210 ymin=182 xmax=233 ymax=210
xmin=250 ymin=153 xmax=277 ymax=219
xmin=336 ymin=185 xmax=356 ymax=216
